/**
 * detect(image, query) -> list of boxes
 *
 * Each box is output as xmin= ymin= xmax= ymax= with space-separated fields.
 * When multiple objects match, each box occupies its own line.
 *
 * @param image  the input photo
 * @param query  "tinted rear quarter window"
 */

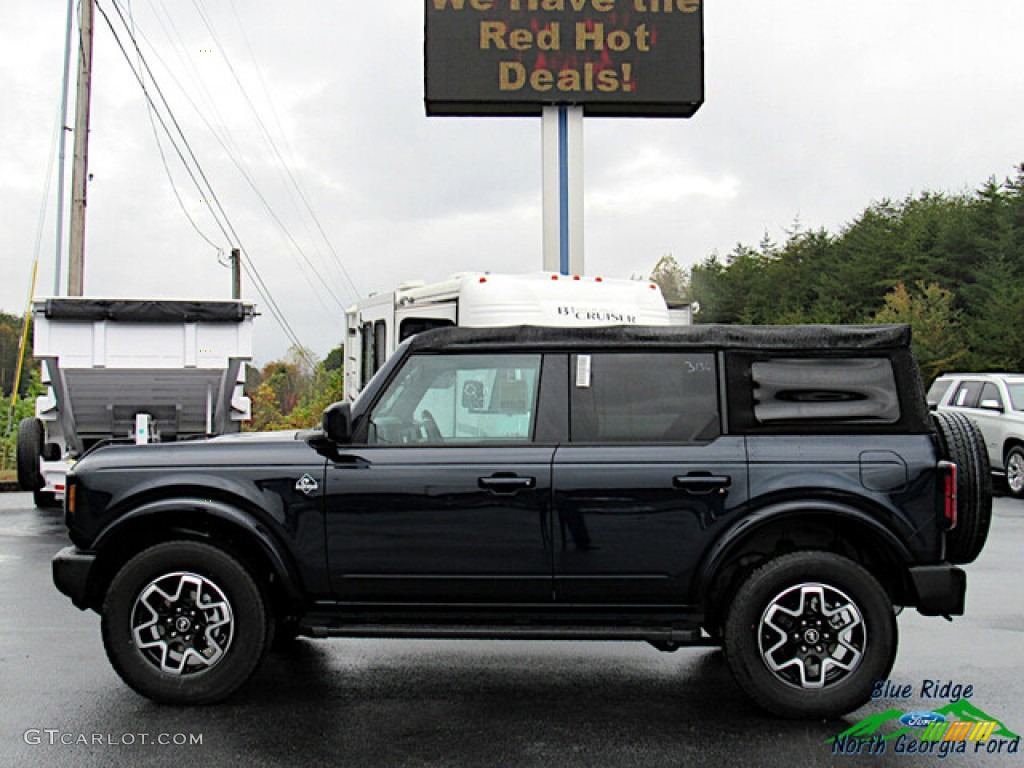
xmin=752 ymin=358 xmax=900 ymax=424
xmin=725 ymin=352 xmax=922 ymax=434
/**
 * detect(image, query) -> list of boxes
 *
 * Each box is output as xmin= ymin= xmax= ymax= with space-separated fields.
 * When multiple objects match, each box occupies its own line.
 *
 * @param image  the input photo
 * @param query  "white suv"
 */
xmin=929 ymin=373 xmax=1024 ymax=497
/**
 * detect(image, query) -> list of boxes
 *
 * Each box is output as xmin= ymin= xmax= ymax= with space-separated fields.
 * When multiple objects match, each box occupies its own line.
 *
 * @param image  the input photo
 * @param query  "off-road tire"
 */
xmin=16 ymin=417 xmax=44 ymax=492
xmin=101 ymin=541 xmax=268 ymax=705
xmin=724 ymin=551 xmax=897 ymax=719
xmin=931 ymin=411 xmax=992 ymax=563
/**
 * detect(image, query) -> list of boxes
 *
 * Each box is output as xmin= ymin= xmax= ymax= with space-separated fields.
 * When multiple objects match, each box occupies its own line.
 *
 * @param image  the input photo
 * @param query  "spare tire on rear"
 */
xmin=931 ymin=410 xmax=992 ymax=564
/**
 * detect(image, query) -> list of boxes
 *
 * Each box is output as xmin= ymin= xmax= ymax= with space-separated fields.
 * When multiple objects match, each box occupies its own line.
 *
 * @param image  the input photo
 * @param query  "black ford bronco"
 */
xmin=52 ymin=324 xmax=991 ymax=717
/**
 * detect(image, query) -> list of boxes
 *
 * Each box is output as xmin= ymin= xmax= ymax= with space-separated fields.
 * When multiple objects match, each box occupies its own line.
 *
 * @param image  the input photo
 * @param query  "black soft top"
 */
xmin=406 ymin=324 xmax=912 ymax=353
xmin=37 ymin=298 xmax=254 ymax=323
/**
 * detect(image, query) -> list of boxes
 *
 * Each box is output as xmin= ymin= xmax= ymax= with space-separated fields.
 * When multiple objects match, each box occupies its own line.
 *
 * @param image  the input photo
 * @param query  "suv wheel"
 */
xmin=101 ymin=541 xmax=268 ymax=704
xmin=1006 ymin=446 xmax=1024 ymax=499
xmin=723 ymin=551 xmax=897 ymax=719
xmin=931 ymin=411 xmax=993 ymax=563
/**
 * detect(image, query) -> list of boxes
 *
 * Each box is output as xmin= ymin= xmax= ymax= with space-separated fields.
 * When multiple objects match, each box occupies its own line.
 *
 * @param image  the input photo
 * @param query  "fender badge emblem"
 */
xmin=295 ymin=474 xmax=319 ymax=496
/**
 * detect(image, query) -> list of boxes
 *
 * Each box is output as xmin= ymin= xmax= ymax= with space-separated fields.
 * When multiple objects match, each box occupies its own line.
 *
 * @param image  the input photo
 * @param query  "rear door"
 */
xmin=552 ymin=351 xmax=748 ymax=605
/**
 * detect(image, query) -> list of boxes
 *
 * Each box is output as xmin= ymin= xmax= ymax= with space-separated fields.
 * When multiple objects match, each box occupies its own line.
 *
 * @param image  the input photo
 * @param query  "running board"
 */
xmin=298 ymin=623 xmax=714 ymax=647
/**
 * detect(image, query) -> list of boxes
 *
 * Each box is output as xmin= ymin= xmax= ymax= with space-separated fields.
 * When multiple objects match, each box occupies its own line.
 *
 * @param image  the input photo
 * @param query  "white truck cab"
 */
xmin=343 ymin=272 xmax=684 ymax=402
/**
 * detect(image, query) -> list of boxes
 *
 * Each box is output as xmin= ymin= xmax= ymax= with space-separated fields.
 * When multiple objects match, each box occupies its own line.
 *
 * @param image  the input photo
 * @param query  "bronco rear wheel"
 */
xmin=724 ymin=551 xmax=897 ymax=719
xmin=101 ymin=541 xmax=268 ymax=704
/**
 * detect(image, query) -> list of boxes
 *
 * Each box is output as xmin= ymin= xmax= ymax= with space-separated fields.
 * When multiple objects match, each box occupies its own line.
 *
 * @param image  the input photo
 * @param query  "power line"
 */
xmin=190 ymin=0 xmax=357 ymax=308
xmin=224 ymin=0 xmax=362 ymax=302
xmin=94 ymin=0 xmax=315 ymax=368
xmin=124 ymin=0 xmax=349 ymax=317
xmin=126 ymin=2 xmax=224 ymax=257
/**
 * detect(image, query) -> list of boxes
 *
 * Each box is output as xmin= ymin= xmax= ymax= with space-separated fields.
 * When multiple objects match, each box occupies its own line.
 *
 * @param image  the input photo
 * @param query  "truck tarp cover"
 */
xmin=40 ymin=299 xmax=251 ymax=323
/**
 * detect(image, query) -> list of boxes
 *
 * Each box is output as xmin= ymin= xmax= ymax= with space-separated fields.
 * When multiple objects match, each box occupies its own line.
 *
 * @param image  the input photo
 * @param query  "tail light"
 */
xmin=938 ymin=460 xmax=957 ymax=530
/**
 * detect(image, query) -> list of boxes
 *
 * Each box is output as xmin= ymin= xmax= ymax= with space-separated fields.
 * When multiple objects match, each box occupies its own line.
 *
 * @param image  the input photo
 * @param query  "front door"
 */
xmin=324 ymin=352 xmax=555 ymax=603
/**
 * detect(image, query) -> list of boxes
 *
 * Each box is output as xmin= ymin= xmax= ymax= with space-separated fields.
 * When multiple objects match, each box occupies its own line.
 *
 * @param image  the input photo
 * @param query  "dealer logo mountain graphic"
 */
xmin=829 ymin=699 xmax=1020 ymax=743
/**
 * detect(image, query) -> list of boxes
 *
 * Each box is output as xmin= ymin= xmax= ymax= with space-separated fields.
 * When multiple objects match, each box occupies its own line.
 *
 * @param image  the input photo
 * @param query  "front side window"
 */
xmin=570 ymin=353 xmax=720 ymax=443
xmin=368 ymin=354 xmax=541 ymax=445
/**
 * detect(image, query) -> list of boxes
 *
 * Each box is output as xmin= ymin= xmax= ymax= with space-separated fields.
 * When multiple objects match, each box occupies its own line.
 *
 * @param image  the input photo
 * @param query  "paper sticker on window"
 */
xmin=576 ymin=355 xmax=592 ymax=388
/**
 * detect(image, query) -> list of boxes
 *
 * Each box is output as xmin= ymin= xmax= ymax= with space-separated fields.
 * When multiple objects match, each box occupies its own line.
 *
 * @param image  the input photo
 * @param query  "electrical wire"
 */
xmin=225 ymin=0 xmax=361 ymax=301
xmin=94 ymin=0 xmax=316 ymax=368
xmin=126 ymin=0 xmax=224 ymax=257
xmin=118 ymin=0 xmax=345 ymax=318
xmin=190 ymin=0 xmax=355 ymax=309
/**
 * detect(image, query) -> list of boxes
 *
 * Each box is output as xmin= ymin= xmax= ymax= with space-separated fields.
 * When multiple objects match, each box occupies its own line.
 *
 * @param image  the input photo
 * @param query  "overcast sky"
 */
xmin=2 ymin=0 xmax=1022 ymax=363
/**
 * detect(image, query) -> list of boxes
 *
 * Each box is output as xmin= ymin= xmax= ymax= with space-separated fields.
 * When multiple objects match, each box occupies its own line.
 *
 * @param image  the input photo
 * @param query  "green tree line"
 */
xmin=654 ymin=165 xmax=1024 ymax=384
xmin=243 ymin=344 xmax=345 ymax=432
xmin=0 ymin=312 xmax=35 ymax=398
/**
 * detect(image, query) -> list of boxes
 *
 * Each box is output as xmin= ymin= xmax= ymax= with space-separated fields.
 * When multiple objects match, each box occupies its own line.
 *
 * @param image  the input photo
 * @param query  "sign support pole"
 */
xmin=542 ymin=105 xmax=584 ymax=276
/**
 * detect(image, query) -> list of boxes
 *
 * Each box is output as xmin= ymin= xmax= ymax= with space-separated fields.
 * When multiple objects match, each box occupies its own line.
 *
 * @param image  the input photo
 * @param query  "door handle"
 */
xmin=673 ymin=474 xmax=731 ymax=495
xmin=478 ymin=474 xmax=536 ymax=494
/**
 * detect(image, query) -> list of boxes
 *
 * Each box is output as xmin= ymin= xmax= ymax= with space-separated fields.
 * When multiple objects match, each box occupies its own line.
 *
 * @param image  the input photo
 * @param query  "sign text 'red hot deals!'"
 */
xmin=425 ymin=0 xmax=704 ymax=116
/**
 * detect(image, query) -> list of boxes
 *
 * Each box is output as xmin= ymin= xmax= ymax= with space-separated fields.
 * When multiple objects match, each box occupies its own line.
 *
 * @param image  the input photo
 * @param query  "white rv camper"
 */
xmin=343 ymin=272 xmax=685 ymax=401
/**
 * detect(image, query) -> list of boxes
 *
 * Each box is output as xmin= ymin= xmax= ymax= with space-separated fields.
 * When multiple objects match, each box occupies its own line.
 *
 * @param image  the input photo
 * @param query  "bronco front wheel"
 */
xmin=101 ymin=541 xmax=268 ymax=704
xmin=723 ymin=551 xmax=897 ymax=719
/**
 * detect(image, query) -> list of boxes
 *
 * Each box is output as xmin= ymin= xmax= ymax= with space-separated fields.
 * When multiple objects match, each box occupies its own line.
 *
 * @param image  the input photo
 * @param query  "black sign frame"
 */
xmin=425 ymin=0 xmax=704 ymax=117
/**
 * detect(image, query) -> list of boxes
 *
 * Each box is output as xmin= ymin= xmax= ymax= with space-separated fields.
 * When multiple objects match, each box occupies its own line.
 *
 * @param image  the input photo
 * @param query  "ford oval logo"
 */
xmin=899 ymin=711 xmax=946 ymax=728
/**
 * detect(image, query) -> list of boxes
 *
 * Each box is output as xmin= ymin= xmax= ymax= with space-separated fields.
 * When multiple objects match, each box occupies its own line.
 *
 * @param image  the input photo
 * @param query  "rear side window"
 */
xmin=570 ymin=353 xmax=720 ymax=443
xmin=979 ymin=382 xmax=1003 ymax=410
xmin=952 ymin=381 xmax=984 ymax=408
xmin=752 ymin=358 xmax=899 ymax=424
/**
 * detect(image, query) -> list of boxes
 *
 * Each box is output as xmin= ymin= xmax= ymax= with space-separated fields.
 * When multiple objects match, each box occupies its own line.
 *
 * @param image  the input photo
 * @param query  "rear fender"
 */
xmin=694 ymin=499 xmax=913 ymax=606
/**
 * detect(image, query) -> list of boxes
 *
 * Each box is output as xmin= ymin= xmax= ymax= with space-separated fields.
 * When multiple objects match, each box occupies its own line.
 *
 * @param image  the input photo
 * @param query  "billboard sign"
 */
xmin=425 ymin=0 xmax=704 ymax=117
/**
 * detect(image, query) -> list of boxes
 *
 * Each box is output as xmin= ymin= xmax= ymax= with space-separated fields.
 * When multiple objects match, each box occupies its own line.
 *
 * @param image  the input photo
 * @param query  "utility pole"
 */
xmin=54 ymin=0 xmax=75 ymax=296
xmin=68 ymin=0 xmax=95 ymax=297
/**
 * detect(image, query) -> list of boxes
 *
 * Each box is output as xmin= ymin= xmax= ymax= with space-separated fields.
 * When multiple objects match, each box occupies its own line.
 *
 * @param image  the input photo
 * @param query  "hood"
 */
xmin=74 ymin=431 xmax=317 ymax=472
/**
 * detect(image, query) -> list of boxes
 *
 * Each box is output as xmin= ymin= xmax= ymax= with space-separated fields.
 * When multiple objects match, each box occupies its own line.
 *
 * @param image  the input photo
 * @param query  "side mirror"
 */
xmin=322 ymin=402 xmax=353 ymax=444
xmin=978 ymin=399 xmax=1004 ymax=412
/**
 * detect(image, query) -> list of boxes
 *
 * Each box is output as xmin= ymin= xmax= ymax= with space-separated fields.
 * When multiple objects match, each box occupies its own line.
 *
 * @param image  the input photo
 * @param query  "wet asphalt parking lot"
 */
xmin=1 ymin=491 xmax=1022 ymax=768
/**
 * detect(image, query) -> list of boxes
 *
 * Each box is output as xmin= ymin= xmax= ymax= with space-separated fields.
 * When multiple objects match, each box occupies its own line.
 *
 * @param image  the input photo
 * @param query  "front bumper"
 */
xmin=52 ymin=546 xmax=97 ymax=610
xmin=910 ymin=564 xmax=966 ymax=616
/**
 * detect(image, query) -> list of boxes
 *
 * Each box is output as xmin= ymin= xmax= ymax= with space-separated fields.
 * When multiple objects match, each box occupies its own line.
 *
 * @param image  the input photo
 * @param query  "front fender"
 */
xmin=92 ymin=496 xmax=307 ymax=605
